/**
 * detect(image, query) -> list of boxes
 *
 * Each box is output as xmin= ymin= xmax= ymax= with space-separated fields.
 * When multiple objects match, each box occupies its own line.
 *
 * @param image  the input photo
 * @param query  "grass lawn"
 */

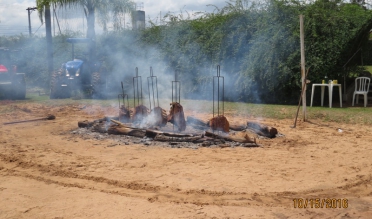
xmin=1 ymin=92 xmax=372 ymax=125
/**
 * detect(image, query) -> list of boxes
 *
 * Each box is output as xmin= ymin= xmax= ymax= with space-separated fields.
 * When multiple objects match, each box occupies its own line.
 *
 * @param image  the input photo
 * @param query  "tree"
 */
xmin=36 ymin=0 xmax=54 ymax=90
xmin=49 ymin=0 xmax=135 ymax=62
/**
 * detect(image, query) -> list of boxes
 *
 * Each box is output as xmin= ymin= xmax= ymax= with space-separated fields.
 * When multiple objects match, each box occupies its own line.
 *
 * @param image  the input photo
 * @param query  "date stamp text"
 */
xmin=293 ymin=198 xmax=348 ymax=208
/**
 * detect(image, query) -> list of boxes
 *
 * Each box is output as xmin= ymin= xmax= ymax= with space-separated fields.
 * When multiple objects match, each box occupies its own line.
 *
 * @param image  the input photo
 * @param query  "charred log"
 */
xmin=110 ymin=119 xmax=191 ymax=138
xmin=154 ymin=134 xmax=203 ymax=142
xmin=187 ymin=116 xmax=209 ymax=127
xmin=210 ymin=115 xmax=229 ymax=132
xmin=229 ymin=124 xmax=247 ymax=131
xmin=93 ymin=122 xmax=110 ymax=133
xmin=247 ymin=122 xmax=278 ymax=138
xmin=107 ymin=126 xmax=146 ymax=138
xmin=78 ymin=120 xmax=94 ymax=128
xmin=205 ymin=131 xmax=256 ymax=144
xmin=145 ymin=129 xmax=195 ymax=138
xmin=167 ymin=102 xmax=186 ymax=132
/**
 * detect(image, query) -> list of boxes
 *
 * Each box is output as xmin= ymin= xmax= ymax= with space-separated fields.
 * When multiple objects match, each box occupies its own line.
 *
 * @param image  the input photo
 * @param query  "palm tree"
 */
xmin=36 ymin=0 xmax=53 ymax=90
xmin=36 ymin=0 xmax=134 ymax=91
xmin=49 ymin=0 xmax=135 ymax=62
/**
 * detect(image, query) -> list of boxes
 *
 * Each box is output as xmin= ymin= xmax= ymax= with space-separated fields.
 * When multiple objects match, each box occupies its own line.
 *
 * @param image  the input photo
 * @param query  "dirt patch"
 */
xmin=0 ymin=102 xmax=372 ymax=218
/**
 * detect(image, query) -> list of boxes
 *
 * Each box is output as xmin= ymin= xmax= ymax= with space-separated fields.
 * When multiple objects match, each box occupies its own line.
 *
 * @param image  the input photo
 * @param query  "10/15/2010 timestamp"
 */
xmin=293 ymin=198 xmax=348 ymax=208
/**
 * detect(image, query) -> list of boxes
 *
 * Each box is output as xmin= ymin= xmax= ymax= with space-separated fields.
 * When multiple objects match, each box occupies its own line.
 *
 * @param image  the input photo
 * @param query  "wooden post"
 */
xmin=300 ymin=15 xmax=306 ymax=121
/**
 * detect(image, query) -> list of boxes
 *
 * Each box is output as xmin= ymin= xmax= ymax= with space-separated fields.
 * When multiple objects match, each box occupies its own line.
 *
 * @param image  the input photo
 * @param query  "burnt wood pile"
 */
xmin=186 ymin=116 xmax=278 ymax=139
xmin=78 ymin=118 xmax=259 ymax=146
xmin=77 ymin=115 xmax=280 ymax=148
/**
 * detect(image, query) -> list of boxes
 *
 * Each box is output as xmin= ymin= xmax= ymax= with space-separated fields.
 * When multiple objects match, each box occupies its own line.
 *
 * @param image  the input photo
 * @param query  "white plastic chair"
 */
xmin=352 ymin=77 xmax=370 ymax=107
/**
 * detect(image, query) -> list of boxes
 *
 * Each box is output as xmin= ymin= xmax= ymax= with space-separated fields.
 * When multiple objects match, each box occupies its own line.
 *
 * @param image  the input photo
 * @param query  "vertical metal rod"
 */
xmin=148 ymin=75 xmax=152 ymax=110
xmin=222 ymin=75 xmax=224 ymax=116
xmin=147 ymin=67 xmax=159 ymax=110
xmin=137 ymin=70 xmax=139 ymax=105
xmin=178 ymin=83 xmax=181 ymax=103
xmin=133 ymin=69 xmax=136 ymax=108
xmin=171 ymin=71 xmax=180 ymax=103
xmin=118 ymin=94 xmax=129 ymax=109
xmin=151 ymin=68 xmax=155 ymax=108
xmin=212 ymin=65 xmax=225 ymax=119
xmin=175 ymin=71 xmax=178 ymax=103
xmin=171 ymin=71 xmax=181 ymax=132
xmin=217 ymin=65 xmax=220 ymax=117
xmin=121 ymin=81 xmax=124 ymax=98
xmin=133 ymin=67 xmax=143 ymax=107
xmin=213 ymin=74 xmax=215 ymax=119
xmin=119 ymin=81 xmax=129 ymax=109
xmin=156 ymin=76 xmax=159 ymax=107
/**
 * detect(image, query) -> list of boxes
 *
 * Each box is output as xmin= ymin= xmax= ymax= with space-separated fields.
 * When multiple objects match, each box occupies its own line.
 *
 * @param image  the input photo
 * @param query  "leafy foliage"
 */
xmin=137 ymin=0 xmax=372 ymax=103
xmin=1 ymin=0 xmax=372 ymax=104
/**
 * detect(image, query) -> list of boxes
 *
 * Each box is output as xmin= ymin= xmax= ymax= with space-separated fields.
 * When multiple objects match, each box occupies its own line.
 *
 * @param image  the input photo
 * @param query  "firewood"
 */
xmin=145 ymin=129 xmax=194 ymax=138
xmin=247 ymin=122 xmax=278 ymax=138
xmin=229 ymin=124 xmax=246 ymax=131
xmin=110 ymin=119 xmax=132 ymax=128
xmin=109 ymin=119 xmax=193 ymax=138
xmin=154 ymin=134 xmax=203 ymax=142
xmin=93 ymin=123 xmax=109 ymax=133
xmin=187 ymin=116 xmax=208 ymax=127
xmin=107 ymin=126 xmax=146 ymax=138
xmin=205 ymin=131 xmax=256 ymax=144
xmin=78 ymin=120 xmax=94 ymax=128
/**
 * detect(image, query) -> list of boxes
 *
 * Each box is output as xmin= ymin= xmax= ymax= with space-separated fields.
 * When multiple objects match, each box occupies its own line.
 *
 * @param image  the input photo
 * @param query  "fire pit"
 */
xmin=75 ymin=66 xmax=281 ymax=148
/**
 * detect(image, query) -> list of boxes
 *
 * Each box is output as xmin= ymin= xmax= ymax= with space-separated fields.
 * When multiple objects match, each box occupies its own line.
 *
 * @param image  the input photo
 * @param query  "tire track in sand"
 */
xmin=1 ymin=152 xmax=369 ymax=208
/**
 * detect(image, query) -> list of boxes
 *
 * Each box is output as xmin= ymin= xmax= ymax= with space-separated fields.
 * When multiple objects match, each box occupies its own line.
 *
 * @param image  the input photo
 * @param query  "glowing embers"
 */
xmin=211 ymin=65 xmax=229 ymax=132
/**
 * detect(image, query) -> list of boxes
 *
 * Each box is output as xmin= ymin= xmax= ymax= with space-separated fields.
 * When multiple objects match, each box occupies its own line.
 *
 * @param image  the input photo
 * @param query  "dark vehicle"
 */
xmin=50 ymin=38 xmax=106 ymax=99
xmin=0 ymin=48 xmax=26 ymax=99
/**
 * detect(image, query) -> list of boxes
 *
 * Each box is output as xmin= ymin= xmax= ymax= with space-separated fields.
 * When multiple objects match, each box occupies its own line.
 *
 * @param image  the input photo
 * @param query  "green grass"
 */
xmin=180 ymin=99 xmax=372 ymax=125
xmin=363 ymin=65 xmax=372 ymax=74
xmin=1 ymin=93 xmax=372 ymax=125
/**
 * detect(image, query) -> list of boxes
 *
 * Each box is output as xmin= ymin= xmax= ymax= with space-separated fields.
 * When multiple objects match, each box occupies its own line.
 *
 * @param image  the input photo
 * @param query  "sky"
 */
xmin=0 ymin=0 xmax=228 ymax=36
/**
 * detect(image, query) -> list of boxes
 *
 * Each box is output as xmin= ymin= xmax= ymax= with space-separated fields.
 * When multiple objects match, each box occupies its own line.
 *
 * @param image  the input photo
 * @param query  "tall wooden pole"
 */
xmin=300 ymin=15 xmax=306 ymax=121
xmin=26 ymin=7 xmax=37 ymax=37
xmin=45 ymin=4 xmax=54 ymax=91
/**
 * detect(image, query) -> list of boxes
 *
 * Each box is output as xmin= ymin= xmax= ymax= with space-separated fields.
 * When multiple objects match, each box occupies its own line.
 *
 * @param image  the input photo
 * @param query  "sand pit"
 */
xmin=0 ymin=102 xmax=372 ymax=218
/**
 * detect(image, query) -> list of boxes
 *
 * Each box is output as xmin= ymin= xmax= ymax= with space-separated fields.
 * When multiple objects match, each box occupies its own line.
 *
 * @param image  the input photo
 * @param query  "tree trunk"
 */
xmin=86 ymin=1 xmax=96 ymax=63
xmin=45 ymin=4 xmax=53 ymax=91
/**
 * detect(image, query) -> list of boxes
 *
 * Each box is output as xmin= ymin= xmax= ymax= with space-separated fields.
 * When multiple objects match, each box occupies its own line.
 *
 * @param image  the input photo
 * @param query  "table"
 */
xmin=310 ymin=83 xmax=342 ymax=108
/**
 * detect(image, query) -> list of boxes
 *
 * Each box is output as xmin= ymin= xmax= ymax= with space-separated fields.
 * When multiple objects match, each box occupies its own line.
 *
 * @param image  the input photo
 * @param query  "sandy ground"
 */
xmin=0 ymin=101 xmax=372 ymax=219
